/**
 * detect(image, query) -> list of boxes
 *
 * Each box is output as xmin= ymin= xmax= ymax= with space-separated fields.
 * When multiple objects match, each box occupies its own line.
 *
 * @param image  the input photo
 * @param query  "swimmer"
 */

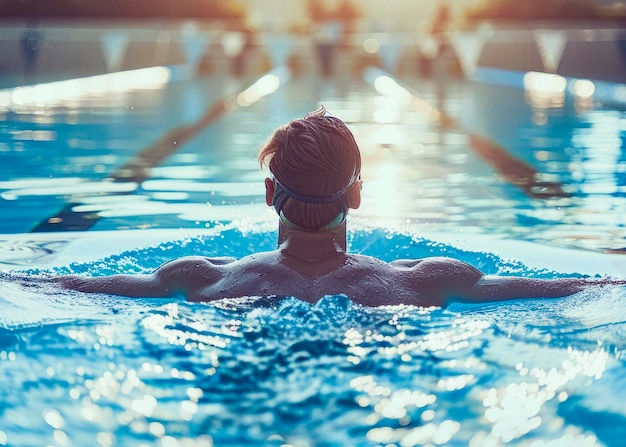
xmin=13 ymin=108 xmax=626 ymax=306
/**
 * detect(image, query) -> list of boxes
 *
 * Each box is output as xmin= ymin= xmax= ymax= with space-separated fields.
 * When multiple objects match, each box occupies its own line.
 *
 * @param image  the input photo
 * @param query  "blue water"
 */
xmin=1 ymin=52 xmax=626 ymax=446
xmin=1 ymin=225 xmax=625 ymax=447
xmin=2 ymin=71 xmax=625 ymax=251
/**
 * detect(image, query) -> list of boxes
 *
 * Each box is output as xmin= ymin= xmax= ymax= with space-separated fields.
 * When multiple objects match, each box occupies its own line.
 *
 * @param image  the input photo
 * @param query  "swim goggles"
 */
xmin=272 ymin=177 xmax=355 ymax=229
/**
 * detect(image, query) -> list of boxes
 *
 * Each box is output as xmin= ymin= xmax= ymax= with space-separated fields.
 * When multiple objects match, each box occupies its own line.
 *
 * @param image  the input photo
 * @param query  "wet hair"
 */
xmin=258 ymin=107 xmax=361 ymax=230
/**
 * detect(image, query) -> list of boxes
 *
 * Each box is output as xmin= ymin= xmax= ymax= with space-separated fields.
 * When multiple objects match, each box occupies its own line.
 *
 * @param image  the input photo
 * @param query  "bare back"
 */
xmin=158 ymin=252 xmax=484 ymax=307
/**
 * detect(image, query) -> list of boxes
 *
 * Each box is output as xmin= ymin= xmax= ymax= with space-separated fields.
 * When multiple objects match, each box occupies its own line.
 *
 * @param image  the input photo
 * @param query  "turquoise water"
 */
xmin=1 ymin=67 xmax=626 ymax=446
xmin=1 ymin=70 xmax=625 ymax=250
xmin=1 ymin=225 xmax=625 ymax=447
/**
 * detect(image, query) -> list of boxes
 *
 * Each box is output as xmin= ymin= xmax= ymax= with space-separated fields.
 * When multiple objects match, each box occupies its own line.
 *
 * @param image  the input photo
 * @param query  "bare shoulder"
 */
xmin=391 ymin=256 xmax=484 ymax=303
xmin=154 ymin=255 xmax=237 ymax=279
xmin=155 ymin=252 xmax=281 ymax=276
xmin=392 ymin=256 xmax=481 ymax=274
xmin=159 ymin=255 xmax=236 ymax=268
xmin=347 ymin=254 xmax=479 ymax=275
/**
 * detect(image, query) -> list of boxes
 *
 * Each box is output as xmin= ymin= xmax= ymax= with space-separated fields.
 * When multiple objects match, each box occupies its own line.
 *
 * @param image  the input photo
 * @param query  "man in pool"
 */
xmin=34 ymin=108 xmax=626 ymax=306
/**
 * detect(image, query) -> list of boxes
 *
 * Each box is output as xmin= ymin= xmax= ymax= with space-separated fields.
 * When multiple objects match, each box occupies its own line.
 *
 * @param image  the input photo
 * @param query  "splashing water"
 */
xmin=0 ymin=226 xmax=624 ymax=447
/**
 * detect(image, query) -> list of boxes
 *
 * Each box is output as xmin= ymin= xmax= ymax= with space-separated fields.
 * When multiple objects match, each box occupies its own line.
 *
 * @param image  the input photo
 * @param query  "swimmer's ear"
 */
xmin=265 ymin=177 xmax=275 ymax=206
xmin=348 ymin=179 xmax=362 ymax=209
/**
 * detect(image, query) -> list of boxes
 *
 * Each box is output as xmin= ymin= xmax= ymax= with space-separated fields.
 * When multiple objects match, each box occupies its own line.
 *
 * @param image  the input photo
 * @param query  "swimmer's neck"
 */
xmin=277 ymin=221 xmax=347 ymax=262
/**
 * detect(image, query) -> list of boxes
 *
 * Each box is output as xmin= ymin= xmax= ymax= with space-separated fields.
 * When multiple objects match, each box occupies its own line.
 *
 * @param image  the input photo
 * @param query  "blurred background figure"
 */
xmin=20 ymin=21 xmax=43 ymax=83
xmin=232 ymin=26 xmax=256 ymax=77
xmin=307 ymin=0 xmax=358 ymax=78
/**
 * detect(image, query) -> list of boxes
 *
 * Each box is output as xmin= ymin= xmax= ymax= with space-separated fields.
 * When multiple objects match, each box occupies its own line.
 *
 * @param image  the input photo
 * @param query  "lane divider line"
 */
xmin=363 ymin=66 xmax=570 ymax=199
xmin=30 ymin=66 xmax=292 ymax=233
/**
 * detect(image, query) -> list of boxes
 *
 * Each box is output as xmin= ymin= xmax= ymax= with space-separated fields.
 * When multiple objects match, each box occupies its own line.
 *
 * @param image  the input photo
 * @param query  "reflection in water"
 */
xmin=1 ymin=293 xmax=620 ymax=446
xmin=0 ymin=66 xmax=172 ymax=112
xmin=454 ymin=77 xmax=626 ymax=252
xmin=0 ymin=227 xmax=624 ymax=445
xmin=524 ymin=71 xmax=567 ymax=109
xmin=0 ymin=72 xmax=624 ymax=251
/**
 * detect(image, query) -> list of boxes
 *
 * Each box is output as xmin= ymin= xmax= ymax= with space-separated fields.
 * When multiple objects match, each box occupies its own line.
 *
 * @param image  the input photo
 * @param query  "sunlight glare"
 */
xmin=1 ymin=67 xmax=171 ymax=110
xmin=366 ymin=160 xmax=401 ymax=220
xmin=572 ymin=79 xmax=595 ymax=99
xmin=523 ymin=71 xmax=566 ymax=108
xmin=363 ymin=37 xmax=381 ymax=54
xmin=237 ymin=67 xmax=289 ymax=107
xmin=373 ymin=75 xmax=411 ymax=104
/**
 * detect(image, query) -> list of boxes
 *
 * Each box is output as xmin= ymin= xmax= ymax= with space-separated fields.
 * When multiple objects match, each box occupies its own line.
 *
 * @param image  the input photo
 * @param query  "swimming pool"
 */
xmin=1 ymin=64 xmax=625 ymax=252
xmin=1 ymin=58 xmax=625 ymax=446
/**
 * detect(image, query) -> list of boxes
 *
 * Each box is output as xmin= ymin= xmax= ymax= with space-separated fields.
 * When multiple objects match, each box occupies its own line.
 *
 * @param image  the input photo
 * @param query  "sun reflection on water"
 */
xmin=471 ymin=346 xmax=610 ymax=446
xmin=2 ymin=252 xmax=624 ymax=447
xmin=0 ymin=66 xmax=172 ymax=112
xmin=342 ymin=313 xmax=494 ymax=446
xmin=55 ymin=307 xmax=229 ymax=447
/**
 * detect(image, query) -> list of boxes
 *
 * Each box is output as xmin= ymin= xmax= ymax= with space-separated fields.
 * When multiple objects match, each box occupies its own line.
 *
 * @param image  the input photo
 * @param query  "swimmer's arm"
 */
xmin=403 ymin=257 xmax=484 ymax=305
xmin=55 ymin=273 xmax=171 ymax=297
xmin=457 ymin=275 xmax=626 ymax=303
xmin=54 ymin=256 xmax=231 ymax=298
xmin=402 ymin=257 xmax=625 ymax=305
xmin=1 ymin=270 xmax=157 ymax=297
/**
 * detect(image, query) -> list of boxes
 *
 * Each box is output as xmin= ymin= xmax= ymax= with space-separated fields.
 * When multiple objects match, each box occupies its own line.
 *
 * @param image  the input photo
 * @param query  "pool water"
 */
xmin=1 ymin=68 xmax=625 ymax=251
xmin=1 ymin=226 xmax=625 ymax=447
xmin=1 ymin=63 xmax=626 ymax=446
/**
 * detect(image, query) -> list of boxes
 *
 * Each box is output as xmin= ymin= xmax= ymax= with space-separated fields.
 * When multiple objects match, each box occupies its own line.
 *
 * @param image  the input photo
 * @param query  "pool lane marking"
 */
xmin=31 ymin=97 xmax=233 ymax=232
xmin=466 ymin=134 xmax=569 ymax=198
xmin=31 ymin=67 xmax=293 ymax=233
xmin=363 ymin=67 xmax=570 ymax=199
